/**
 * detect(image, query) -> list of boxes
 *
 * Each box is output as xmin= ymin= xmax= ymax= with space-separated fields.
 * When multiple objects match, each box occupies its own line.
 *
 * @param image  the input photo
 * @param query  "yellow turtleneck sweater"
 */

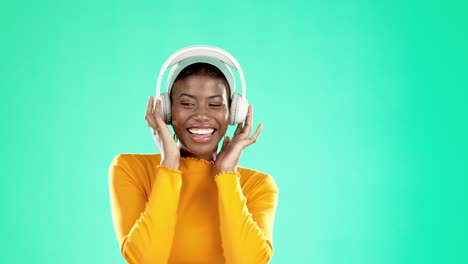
xmin=108 ymin=153 xmax=279 ymax=264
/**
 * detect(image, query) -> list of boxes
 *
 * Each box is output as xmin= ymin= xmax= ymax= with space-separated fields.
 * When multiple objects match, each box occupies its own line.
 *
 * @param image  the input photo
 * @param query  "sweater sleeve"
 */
xmin=108 ymin=154 xmax=182 ymax=264
xmin=215 ymin=172 xmax=279 ymax=264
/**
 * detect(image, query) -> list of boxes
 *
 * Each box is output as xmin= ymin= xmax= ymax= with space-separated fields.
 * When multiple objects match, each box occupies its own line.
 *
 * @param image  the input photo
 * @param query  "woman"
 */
xmin=109 ymin=54 xmax=279 ymax=264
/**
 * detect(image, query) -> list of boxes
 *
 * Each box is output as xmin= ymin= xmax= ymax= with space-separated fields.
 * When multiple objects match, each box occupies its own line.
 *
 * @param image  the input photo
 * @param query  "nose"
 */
xmin=192 ymin=105 xmax=211 ymax=121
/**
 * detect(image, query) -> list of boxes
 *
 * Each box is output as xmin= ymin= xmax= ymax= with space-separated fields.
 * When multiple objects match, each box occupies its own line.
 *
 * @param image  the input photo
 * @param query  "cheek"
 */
xmin=170 ymin=108 xmax=187 ymax=131
xmin=220 ymin=110 xmax=229 ymax=121
xmin=216 ymin=109 xmax=230 ymax=132
xmin=214 ymin=105 xmax=229 ymax=120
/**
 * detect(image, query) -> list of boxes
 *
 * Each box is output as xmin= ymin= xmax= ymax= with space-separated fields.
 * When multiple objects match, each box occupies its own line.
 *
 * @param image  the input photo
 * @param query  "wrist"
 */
xmin=217 ymin=167 xmax=237 ymax=174
xmin=161 ymin=158 xmax=180 ymax=170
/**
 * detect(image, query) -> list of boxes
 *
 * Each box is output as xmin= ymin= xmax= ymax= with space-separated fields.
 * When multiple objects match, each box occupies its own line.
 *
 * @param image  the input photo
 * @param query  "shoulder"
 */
xmin=237 ymin=167 xmax=279 ymax=194
xmin=109 ymin=153 xmax=161 ymax=168
xmin=108 ymin=153 xmax=162 ymax=181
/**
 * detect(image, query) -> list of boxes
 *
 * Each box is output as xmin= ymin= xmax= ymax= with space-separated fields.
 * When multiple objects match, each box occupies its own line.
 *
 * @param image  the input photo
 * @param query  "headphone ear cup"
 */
xmin=229 ymin=93 xmax=249 ymax=125
xmin=160 ymin=92 xmax=172 ymax=124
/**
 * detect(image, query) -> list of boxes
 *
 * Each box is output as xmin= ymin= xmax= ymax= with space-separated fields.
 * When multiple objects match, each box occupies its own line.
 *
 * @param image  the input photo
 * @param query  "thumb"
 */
xmin=221 ymin=136 xmax=230 ymax=151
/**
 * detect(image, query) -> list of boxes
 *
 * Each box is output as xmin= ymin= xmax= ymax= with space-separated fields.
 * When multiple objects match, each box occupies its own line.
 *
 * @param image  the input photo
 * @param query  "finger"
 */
xmin=246 ymin=123 xmax=263 ymax=146
xmin=145 ymin=115 xmax=157 ymax=130
xmin=233 ymin=122 xmax=243 ymax=136
xmin=221 ymin=136 xmax=230 ymax=151
xmin=146 ymin=96 xmax=153 ymax=116
xmin=242 ymin=105 xmax=253 ymax=134
xmin=154 ymin=99 xmax=175 ymax=138
xmin=145 ymin=96 xmax=157 ymax=128
xmin=145 ymin=113 xmax=156 ymax=127
xmin=153 ymin=98 xmax=160 ymax=115
xmin=153 ymin=99 xmax=167 ymax=126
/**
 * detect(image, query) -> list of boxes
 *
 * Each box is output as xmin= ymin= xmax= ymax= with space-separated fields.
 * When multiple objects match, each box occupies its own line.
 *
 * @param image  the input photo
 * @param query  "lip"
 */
xmin=187 ymin=125 xmax=217 ymax=129
xmin=186 ymin=125 xmax=217 ymax=143
xmin=187 ymin=129 xmax=216 ymax=143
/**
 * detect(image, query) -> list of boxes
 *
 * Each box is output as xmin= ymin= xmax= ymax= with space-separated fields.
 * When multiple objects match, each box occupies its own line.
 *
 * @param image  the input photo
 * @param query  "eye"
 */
xmin=209 ymin=104 xmax=222 ymax=107
xmin=181 ymin=102 xmax=195 ymax=106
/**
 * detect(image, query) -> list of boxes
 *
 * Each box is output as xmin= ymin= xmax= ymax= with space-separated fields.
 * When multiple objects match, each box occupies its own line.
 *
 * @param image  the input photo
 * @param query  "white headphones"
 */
xmin=154 ymin=45 xmax=249 ymax=125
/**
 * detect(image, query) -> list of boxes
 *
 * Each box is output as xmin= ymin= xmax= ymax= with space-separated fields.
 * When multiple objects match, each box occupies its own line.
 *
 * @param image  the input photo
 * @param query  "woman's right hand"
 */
xmin=145 ymin=96 xmax=180 ymax=169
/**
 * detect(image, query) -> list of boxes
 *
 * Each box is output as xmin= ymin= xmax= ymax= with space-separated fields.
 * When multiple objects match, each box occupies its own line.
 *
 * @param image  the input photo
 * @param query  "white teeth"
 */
xmin=188 ymin=128 xmax=215 ymax=135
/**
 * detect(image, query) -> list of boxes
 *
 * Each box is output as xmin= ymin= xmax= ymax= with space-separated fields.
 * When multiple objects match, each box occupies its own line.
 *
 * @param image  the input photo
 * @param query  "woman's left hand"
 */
xmin=215 ymin=105 xmax=263 ymax=174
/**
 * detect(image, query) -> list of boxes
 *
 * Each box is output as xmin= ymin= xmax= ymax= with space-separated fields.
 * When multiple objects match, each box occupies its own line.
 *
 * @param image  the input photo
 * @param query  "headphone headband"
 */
xmin=154 ymin=45 xmax=247 ymax=105
xmin=166 ymin=56 xmax=236 ymax=95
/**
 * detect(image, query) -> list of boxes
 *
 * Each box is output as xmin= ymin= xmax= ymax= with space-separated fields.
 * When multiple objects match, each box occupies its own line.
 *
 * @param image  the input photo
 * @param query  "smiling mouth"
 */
xmin=186 ymin=127 xmax=217 ymax=143
xmin=187 ymin=128 xmax=216 ymax=135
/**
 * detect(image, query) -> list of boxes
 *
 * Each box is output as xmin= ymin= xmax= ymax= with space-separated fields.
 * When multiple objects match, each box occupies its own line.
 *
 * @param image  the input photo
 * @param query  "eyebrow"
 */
xmin=178 ymin=93 xmax=224 ymax=99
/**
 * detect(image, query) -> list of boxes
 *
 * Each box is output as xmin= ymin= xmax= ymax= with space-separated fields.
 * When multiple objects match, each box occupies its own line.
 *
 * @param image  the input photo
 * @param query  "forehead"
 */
xmin=171 ymin=75 xmax=229 ymax=98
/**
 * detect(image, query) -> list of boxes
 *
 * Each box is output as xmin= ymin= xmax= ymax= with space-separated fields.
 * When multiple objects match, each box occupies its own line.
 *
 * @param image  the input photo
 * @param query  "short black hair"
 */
xmin=170 ymin=63 xmax=231 ymax=106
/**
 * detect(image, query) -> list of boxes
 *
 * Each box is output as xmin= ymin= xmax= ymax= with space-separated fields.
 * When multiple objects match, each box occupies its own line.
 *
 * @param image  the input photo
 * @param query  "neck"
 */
xmin=179 ymin=146 xmax=217 ymax=161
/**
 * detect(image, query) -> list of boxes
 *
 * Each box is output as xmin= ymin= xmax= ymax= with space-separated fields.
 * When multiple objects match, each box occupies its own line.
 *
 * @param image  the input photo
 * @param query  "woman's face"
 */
xmin=170 ymin=74 xmax=230 ymax=160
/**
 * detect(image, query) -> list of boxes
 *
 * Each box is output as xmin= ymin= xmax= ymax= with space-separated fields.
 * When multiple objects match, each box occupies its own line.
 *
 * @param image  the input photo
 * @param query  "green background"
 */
xmin=1 ymin=0 xmax=467 ymax=263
